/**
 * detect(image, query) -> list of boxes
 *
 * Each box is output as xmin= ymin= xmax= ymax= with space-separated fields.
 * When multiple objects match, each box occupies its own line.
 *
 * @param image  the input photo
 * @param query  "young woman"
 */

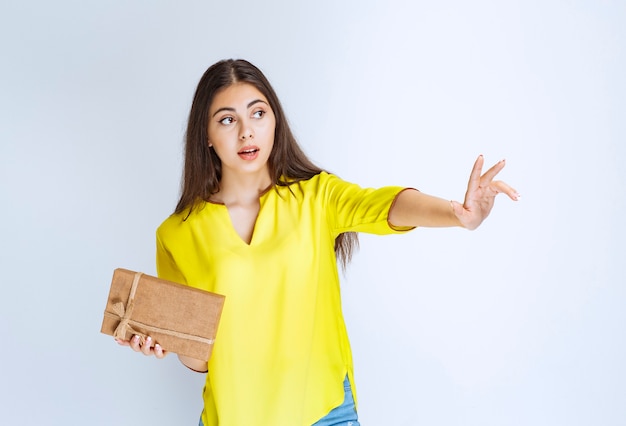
xmin=116 ymin=59 xmax=519 ymax=426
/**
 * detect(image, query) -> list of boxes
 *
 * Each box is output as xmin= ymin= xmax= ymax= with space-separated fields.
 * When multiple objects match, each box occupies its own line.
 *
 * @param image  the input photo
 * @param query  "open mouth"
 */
xmin=238 ymin=146 xmax=260 ymax=160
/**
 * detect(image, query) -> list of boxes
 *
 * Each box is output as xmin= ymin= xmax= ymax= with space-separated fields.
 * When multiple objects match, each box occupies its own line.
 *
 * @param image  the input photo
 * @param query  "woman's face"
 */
xmin=207 ymin=82 xmax=276 ymax=180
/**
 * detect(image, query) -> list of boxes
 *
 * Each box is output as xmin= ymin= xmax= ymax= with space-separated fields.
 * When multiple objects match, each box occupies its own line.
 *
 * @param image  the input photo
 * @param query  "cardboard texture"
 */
xmin=101 ymin=268 xmax=225 ymax=361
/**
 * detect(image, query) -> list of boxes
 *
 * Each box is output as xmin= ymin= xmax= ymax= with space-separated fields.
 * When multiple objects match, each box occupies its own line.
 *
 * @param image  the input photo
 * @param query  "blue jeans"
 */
xmin=198 ymin=375 xmax=360 ymax=426
xmin=312 ymin=375 xmax=360 ymax=426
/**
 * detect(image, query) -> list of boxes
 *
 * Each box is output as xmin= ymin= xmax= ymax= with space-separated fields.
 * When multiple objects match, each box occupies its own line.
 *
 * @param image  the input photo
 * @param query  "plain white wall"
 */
xmin=1 ymin=0 xmax=624 ymax=425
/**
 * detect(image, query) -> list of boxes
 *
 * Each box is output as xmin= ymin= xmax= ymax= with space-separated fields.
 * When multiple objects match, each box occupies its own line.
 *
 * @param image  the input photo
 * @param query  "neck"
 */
xmin=214 ymin=170 xmax=272 ymax=205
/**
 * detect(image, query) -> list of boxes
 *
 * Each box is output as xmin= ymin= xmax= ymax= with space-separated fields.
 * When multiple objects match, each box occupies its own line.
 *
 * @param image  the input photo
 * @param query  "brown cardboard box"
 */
xmin=101 ymin=268 xmax=225 ymax=361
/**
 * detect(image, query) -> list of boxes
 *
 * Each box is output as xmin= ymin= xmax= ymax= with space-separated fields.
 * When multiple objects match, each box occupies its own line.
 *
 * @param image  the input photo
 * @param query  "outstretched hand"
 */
xmin=451 ymin=155 xmax=519 ymax=230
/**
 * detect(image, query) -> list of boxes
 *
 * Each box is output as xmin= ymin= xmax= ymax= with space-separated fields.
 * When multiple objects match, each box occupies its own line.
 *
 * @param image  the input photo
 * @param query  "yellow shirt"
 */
xmin=156 ymin=172 xmax=413 ymax=426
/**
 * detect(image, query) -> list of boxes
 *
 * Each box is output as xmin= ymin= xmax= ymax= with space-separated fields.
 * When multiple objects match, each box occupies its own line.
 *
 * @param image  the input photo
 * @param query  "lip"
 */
xmin=238 ymin=145 xmax=260 ymax=160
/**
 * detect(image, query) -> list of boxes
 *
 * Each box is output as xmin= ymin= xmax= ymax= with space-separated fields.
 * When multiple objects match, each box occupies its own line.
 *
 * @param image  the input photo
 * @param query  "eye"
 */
xmin=252 ymin=110 xmax=265 ymax=119
xmin=219 ymin=116 xmax=234 ymax=125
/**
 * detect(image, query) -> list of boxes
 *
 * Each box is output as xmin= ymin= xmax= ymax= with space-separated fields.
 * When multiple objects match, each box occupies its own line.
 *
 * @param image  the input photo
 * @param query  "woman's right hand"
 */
xmin=115 ymin=335 xmax=168 ymax=359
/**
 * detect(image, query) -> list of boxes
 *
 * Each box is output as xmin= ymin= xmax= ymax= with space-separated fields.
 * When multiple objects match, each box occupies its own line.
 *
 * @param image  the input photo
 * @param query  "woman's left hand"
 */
xmin=451 ymin=155 xmax=520 ymax=230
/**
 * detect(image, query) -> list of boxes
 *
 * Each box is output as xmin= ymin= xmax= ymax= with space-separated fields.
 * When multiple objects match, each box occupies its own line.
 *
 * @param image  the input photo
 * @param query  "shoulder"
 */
xmin=292 ymin=171 xmax=348 ymax=192
xmin=156 ymin=212 xmax=184 ymax=243
xmin=156 ymin=202 xmax=212 ymax=241
xmin=276 ymin=172 xmax=348 ymax=203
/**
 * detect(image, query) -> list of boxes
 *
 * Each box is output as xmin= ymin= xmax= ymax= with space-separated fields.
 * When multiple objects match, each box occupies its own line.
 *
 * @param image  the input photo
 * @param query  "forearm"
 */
xmin=178 ymin=354 xmax=208 ymax=373
xmin=389 ymin=189 xmax=464 ymax=228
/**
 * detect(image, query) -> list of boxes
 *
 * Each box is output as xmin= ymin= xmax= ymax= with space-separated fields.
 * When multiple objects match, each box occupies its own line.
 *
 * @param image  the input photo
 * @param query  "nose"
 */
xmin=239 ymin=121 xmax=254 ymax=140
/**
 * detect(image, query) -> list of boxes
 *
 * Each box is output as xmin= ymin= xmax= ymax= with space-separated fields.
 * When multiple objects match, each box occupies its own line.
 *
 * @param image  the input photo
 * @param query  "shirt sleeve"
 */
xmin=322 ymin=172 xmax=416 ymax=236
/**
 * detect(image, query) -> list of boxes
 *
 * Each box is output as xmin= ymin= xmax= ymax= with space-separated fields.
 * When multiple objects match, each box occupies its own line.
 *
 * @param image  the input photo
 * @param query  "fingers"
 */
xmin=154 ymin=343 xmax=167 ymax=359
xmin=492 ymin=180 xmax=520 ymax=201
xmin=129 ymin=335 xmax=142 ymax=352
xmin=124 ymin=335 xmax=167 ymax=358
xmin=469 ymin=156 xmax=519 ymax=200
xmin=479 ymin=158 xmax=506 ymax=186
xmin=141 ymin=336 xmax=154 ymax=355
xmin=466 ymin=155 xmax=485 ymax=193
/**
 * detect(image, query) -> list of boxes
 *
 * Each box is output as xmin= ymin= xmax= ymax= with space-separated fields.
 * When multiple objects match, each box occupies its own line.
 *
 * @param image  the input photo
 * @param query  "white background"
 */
xmin=1 ymin=0 xmax=624 ymax=425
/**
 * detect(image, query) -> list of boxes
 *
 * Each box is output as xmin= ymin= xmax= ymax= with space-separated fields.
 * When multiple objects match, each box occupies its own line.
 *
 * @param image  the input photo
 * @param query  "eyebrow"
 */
xmin=211 ymin=99 xmax=268 ymax=118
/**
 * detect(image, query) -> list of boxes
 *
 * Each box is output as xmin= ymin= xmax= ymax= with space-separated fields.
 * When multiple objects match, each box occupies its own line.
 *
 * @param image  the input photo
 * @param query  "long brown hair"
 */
xmin=175 ymin=59 xmax=358 ymax=267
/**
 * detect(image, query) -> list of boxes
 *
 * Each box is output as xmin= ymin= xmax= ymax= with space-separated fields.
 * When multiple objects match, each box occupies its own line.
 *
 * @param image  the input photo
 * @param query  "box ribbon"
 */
xmin=107 ymin=272 xmax=215 ymax=346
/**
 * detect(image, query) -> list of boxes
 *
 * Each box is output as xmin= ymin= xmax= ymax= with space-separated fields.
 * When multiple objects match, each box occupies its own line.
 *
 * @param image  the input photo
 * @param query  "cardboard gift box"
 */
xmin=101 ymin=268 xmax=225 ymax=361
